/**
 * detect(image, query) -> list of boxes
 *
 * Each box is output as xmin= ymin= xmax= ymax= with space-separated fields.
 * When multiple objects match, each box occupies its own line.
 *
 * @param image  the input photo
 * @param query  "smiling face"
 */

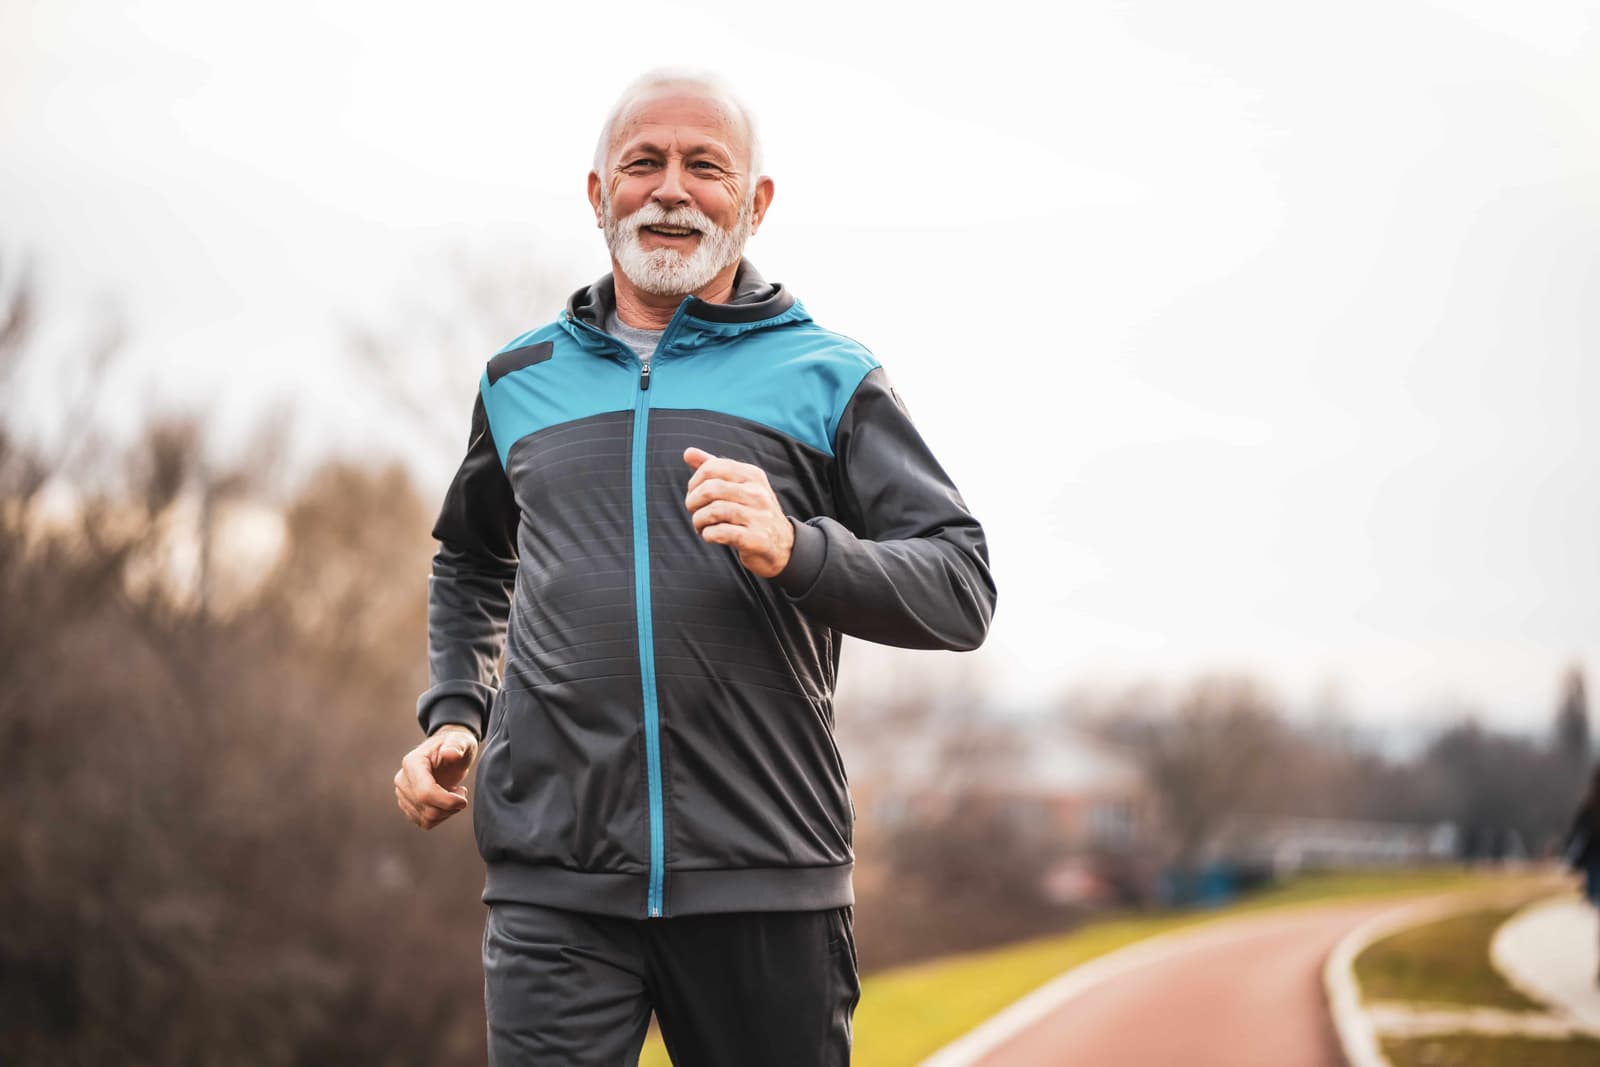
xmin=588 ymin=86 xmax=774 ymax=299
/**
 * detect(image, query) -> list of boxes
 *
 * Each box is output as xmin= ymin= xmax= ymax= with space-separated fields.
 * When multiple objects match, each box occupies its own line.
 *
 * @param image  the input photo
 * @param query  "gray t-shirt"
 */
xmin=605 ymin=309 xmax=664 ymax=366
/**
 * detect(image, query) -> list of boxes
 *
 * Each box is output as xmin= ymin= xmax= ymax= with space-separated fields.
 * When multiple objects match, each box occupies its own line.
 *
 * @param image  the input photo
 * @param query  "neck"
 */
xmin=611 ymin=261 xmax=741 ymax=330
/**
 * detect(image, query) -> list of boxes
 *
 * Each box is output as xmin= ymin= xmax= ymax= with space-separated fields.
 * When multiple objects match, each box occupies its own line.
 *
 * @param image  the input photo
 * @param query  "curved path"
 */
xmin=1493 ymin=894 xmax=1600 ymax=1030
xmin=929 ymin=900 xmax=1404 ymax=1067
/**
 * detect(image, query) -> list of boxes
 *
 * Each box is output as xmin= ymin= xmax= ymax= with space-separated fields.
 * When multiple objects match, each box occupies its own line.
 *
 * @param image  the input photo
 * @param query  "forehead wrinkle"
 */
xmin=605 ymin=91 xmax=752 ymax=173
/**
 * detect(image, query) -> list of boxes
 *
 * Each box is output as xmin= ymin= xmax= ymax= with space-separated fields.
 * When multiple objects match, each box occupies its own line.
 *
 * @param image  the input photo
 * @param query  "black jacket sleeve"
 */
xmin=414 ymin=390 xmax=520 ymax=739
xmin=773 ymin=366 xmax=996 ymax=650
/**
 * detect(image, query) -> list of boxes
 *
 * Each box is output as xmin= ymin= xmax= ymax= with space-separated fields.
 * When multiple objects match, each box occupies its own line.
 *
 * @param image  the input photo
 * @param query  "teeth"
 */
xmin=649 ymin=226 xmax=695 ymax=236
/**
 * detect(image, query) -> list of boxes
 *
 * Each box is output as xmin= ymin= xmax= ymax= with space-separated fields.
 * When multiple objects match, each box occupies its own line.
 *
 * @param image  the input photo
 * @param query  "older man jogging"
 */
xmin=394 ymin=68 xmax=996 ymax=1066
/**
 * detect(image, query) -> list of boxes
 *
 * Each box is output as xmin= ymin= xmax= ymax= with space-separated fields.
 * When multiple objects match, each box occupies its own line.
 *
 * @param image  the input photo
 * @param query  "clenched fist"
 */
xmin=394 ymin=724 xmax=478 ymax=830
xmin=682 ymin=447 xmax=795 ymax=578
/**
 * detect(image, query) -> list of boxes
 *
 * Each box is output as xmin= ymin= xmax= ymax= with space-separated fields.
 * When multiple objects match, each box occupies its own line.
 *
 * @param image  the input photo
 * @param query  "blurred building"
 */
xmin=1219 ymin=816 xmax=1460 ymax=875
xmin=848 ymin=722 xmax=1157 ymax=906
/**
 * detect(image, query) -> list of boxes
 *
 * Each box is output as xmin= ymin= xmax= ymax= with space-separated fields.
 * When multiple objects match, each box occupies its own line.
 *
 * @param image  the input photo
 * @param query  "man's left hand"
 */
xmin=683 ymin=447 xmax=795 ymax=578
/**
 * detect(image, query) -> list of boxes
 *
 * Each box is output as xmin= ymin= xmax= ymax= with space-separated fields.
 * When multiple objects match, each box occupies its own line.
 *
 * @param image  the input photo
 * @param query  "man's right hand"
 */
xmin=395 ymin=724 xmax=479 ymax=830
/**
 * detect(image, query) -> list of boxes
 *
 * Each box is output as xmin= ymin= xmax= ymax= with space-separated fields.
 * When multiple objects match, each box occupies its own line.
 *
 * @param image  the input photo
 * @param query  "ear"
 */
xmin=749 ymin=176 xmax=775 ymax=235
xmin=587 ymin=171 xmax=605 ymax=228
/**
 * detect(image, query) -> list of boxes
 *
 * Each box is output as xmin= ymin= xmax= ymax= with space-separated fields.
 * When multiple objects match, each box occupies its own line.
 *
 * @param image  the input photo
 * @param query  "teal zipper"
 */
xmin=573 ymin=301 xmax=691 ymax=918
xmin=631 ymin=352 xmax=664 ymax=917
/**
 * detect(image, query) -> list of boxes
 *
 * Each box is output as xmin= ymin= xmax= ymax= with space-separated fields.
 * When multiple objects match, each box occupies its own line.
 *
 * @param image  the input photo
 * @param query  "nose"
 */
xmin=651 ymin=159 xmax=691 ymax=209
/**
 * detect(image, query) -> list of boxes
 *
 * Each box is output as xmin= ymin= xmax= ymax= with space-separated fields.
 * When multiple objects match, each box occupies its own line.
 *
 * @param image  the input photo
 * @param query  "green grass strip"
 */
xmin=1355 ymin=904 xmax=1545 ymax=1012
xmin=639 ymin=866 xmax=1523 ymax=1067
xmin=1383 ymin=1034 xmax=1600 ymax=1067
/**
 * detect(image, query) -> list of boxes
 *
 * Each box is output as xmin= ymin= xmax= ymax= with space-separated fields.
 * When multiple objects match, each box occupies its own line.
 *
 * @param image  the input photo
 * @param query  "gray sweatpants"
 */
xmin=483 ymin=901 xmax=861 ymax=1066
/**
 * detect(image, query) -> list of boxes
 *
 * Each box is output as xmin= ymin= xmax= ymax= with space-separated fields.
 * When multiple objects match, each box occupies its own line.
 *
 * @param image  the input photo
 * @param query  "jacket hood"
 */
xmin=563 ymin=258 xmax=807 ymax=347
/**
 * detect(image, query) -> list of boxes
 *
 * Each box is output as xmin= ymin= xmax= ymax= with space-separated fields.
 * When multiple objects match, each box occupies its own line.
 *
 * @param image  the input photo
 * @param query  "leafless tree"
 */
xmin=1088 ymin=674 xmax=1287 ymax=871
xmin=0 ymin=253 xmax=486 ymax=1065
xmin=1553 ymin=664 xmax=1591 ymax=773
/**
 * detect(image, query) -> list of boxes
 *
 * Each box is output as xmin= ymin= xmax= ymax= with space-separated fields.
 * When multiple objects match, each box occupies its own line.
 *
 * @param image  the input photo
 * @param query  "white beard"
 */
xmin=603 ymin=196 xmax=752 ymax=297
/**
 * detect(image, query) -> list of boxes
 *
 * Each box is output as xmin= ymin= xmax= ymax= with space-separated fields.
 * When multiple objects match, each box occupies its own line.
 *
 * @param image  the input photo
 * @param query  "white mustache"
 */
xmin=624 ymin=202 xmax=720 ymax=236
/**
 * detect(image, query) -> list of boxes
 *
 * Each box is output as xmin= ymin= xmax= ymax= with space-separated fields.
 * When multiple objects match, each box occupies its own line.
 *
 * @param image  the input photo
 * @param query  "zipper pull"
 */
xmin=640 ymin=360 xmax=652 ymax=390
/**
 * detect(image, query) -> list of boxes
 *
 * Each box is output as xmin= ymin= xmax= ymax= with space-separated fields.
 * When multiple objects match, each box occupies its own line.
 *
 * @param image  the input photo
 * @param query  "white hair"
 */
xmin=591 ymin=69 xmax=764 ymax=184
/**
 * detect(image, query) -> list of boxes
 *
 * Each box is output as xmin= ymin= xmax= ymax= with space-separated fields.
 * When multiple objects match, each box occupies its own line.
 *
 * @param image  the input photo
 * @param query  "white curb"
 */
xmin=1322 ymin=888 xmax=1557 ymax=1067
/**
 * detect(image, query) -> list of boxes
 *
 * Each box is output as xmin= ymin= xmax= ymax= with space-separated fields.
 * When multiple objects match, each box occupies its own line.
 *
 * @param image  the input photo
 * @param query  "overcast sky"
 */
xmin=3 ymin=0 xmax=1597 ymax=734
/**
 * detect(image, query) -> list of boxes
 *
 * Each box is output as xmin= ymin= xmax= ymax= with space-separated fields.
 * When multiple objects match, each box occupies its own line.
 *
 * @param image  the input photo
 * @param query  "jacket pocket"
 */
xmin=493 ymin=681 xmax=648 ymax=873
xmin=660 ymin=680 xmax=853 ymax=871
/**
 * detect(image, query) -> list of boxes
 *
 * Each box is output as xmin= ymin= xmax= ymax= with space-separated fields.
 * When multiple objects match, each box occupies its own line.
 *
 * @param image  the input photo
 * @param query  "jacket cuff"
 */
xmin=416 ymin=688 xmax=488 ymax=740
xmin=774 ymin=516 xmax=827 ymax=599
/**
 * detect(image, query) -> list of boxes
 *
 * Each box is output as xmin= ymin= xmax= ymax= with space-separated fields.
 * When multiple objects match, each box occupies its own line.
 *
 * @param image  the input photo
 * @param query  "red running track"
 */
xmin=967 ymin=900 xmax=1399 ymax=1067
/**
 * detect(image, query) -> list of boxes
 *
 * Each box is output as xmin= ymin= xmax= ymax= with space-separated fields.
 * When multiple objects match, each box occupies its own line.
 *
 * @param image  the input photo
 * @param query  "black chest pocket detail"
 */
xmin=487 ymin=340 xmax=554 ymax=385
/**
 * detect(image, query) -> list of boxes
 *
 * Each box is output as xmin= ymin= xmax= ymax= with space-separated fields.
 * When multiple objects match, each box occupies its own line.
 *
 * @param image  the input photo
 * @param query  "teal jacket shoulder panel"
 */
xmin=483 ymin=260 xmax=882 ymax=463
xmin=479 ymin=321 xmax=633 ymax=469
xmin=651 ymin=313 xmax=880 ymax=458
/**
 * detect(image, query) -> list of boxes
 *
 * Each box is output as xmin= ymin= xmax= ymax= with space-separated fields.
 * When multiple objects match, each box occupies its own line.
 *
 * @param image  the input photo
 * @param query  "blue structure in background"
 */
xmin=1159 ymin=862 xmax=1277 ymax=908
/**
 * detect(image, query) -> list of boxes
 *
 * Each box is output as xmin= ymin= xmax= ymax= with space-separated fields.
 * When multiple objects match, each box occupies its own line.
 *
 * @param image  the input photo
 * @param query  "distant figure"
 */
xmin=1562 ymin=763 xmax=1600 ymax=983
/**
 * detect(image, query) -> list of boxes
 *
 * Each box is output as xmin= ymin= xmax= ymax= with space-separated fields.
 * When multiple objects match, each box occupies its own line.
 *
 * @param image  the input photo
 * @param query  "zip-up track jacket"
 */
xmin=417 ymin=260 xmax=997 ymax=918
